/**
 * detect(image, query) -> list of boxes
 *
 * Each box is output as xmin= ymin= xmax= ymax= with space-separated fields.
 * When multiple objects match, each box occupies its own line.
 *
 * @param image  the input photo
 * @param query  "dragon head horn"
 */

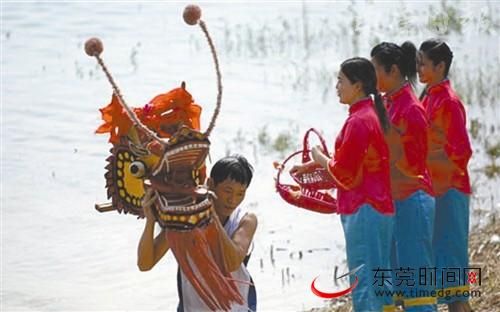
xmin=84 ymin=38 xmax=165 ymax=146
xmin=85 ymin=4 xmax=222 ymax=142
xmin=183 ymin=5 xmax=222 ymax=138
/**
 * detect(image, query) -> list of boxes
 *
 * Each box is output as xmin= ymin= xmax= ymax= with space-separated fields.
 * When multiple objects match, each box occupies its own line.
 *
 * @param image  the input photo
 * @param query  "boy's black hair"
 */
xmin=209 ymin=154 xmax=254 ymax=187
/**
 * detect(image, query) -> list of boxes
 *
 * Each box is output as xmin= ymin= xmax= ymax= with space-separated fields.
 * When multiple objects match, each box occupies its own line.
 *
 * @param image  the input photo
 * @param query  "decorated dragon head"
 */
xmin=87 ymin=6 xmax=252 ymax=309
xmin=88 ymin=4 xmax=222 ymax=231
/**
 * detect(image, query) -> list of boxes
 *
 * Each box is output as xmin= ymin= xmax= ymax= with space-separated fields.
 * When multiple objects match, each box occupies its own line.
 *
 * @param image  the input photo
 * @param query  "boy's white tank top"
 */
xmin=180 ymin=207 xmax=252 ymax=311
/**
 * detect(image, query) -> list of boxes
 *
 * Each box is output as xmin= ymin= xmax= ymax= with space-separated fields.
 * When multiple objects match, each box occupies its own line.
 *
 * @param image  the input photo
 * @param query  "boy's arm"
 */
xmin=137 ymin=205 xmax=170 ymax=271
xmin=214 ymin=212 xmax=258 ymax=272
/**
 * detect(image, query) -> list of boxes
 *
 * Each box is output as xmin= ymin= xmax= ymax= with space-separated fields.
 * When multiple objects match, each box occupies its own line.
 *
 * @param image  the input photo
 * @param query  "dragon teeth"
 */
xmin=162 ymin=142 xmax=209 ymax=157
xmin=160 ymin=198 xmax=211 ymax=213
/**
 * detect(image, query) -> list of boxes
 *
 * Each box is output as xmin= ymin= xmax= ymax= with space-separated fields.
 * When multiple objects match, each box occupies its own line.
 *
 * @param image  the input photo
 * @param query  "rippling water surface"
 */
xmin=2 ymin=2 xmax=498 ymax=311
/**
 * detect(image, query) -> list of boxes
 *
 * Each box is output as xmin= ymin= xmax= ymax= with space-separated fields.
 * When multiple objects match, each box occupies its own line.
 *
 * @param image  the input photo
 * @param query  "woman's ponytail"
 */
xmin=371 ymin=41 xmax=417 ymax=86
xmin=400 ymin=41 xmax=417 ymax=86
xmin=341 ymin=57 xmax=390 ymax=134
xmin=373 ymin=92 xmax=390 ymax=133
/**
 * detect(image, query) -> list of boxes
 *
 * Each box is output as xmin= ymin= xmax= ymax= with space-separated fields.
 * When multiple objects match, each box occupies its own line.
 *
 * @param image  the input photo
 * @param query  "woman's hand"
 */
xmin=311 ymin=145 xmax=330 ymax=170
xmin=290 ymin=164 xmax=307 ymax=176
xmin=311 ymin=145 xmax=325 ymax=163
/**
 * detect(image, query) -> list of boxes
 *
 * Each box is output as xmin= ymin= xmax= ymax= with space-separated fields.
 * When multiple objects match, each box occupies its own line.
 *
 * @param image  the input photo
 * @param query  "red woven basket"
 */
xmin=275 ymin=128 xmax=337 ymax=214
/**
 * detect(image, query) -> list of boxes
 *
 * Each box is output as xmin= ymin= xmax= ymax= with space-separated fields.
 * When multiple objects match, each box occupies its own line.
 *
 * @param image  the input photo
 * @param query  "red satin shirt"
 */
xmin=384 ymin=83 xmax=434 ymax=200
xmin=421 ymin=80 xmax=472 ymax=196
xmin=328 ymin=97 xmax=394 ymax=215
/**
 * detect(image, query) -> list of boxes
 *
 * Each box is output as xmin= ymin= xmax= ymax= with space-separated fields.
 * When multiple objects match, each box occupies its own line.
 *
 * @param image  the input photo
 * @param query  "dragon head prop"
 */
xmin=86 ymin=6 xmax=248 ymax=310
xmin=85 ymin=5 xmax=250 ymax=310
xmin=88 ymin=4 xmax=221 ymax=231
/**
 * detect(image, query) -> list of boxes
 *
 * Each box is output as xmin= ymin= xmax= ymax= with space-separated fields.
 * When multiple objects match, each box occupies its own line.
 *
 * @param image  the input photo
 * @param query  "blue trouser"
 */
xmin=341 ymin=204 xmax=395 ymax=312
xmin=433 ymin=188 xmax=470 ymax=304
xmin=392 ymin=190 xmax=437 ymax=311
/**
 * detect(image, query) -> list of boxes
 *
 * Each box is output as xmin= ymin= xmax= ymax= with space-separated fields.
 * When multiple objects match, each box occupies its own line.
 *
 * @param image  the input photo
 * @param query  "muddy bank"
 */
xmin=308 ymin=214 xmax=500 ymax=312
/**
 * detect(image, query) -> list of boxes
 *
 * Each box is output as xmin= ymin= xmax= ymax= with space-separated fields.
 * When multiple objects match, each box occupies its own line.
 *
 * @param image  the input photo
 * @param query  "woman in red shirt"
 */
xmin=418 ymin=39 xmax=472 ymax=311
xmin=371 ymin=41 xmax=436 ymax=311
xmin=292 ymin=57 xmax=395 ymax=312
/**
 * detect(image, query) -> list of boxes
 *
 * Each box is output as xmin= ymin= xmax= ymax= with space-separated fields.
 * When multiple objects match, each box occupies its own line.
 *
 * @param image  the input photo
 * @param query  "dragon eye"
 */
xmin=129 ymin=161 xmax=146 ymax=178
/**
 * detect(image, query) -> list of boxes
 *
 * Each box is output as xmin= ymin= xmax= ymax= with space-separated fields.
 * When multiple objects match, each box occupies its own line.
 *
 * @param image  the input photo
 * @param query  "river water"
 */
xmin=2 ymin=1 xmax=499 ymax=311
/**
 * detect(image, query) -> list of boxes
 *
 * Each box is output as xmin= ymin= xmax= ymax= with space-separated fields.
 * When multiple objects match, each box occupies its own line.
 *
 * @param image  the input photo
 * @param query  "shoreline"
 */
xmin=308 ymin=213 xmax=500 ymax=312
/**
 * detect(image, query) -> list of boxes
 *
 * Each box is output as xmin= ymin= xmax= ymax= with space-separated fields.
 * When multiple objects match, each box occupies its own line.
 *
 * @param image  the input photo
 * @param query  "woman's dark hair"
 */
xmin=370 ymin=41 xmax=417 ymax=85
xmin=210 ymin=154 xmax=254 ymax=187
xmin=340 ymin=57 xmax=390 ymax=133
xmin=419 ymin=38 xmax=453 ymax=76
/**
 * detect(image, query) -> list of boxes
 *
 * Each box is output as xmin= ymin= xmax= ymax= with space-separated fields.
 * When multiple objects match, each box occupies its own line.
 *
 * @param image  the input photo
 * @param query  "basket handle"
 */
xmin=276 ymin=150 xmax=307 ymax=188
xmin=302 ymin=128 xmax=329 ymax=163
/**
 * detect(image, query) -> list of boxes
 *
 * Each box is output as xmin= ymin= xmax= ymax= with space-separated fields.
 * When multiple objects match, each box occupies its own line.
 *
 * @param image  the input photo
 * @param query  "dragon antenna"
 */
xmin=183 ymin=5 xmax=222 ymax=138
xmin=84 ymin=38 xmax=166 ymax=146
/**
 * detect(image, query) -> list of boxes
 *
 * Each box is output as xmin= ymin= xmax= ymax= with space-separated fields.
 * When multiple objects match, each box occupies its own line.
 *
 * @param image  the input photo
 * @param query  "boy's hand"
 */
xmin=141 ymin=187 xmax=158 ymax=223
xmin=143 ymin=204 xmax=156 ymax=222
xmin=210 ymin=204 xmax=223 ymax=225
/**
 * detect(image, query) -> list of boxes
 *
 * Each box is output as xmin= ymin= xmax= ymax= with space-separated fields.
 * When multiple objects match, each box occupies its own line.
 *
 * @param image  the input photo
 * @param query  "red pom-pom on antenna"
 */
xmin=84 ymin=37 xmax=103 ymax=57
xmin=183 ymin=5 xmax=201 ymax=25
